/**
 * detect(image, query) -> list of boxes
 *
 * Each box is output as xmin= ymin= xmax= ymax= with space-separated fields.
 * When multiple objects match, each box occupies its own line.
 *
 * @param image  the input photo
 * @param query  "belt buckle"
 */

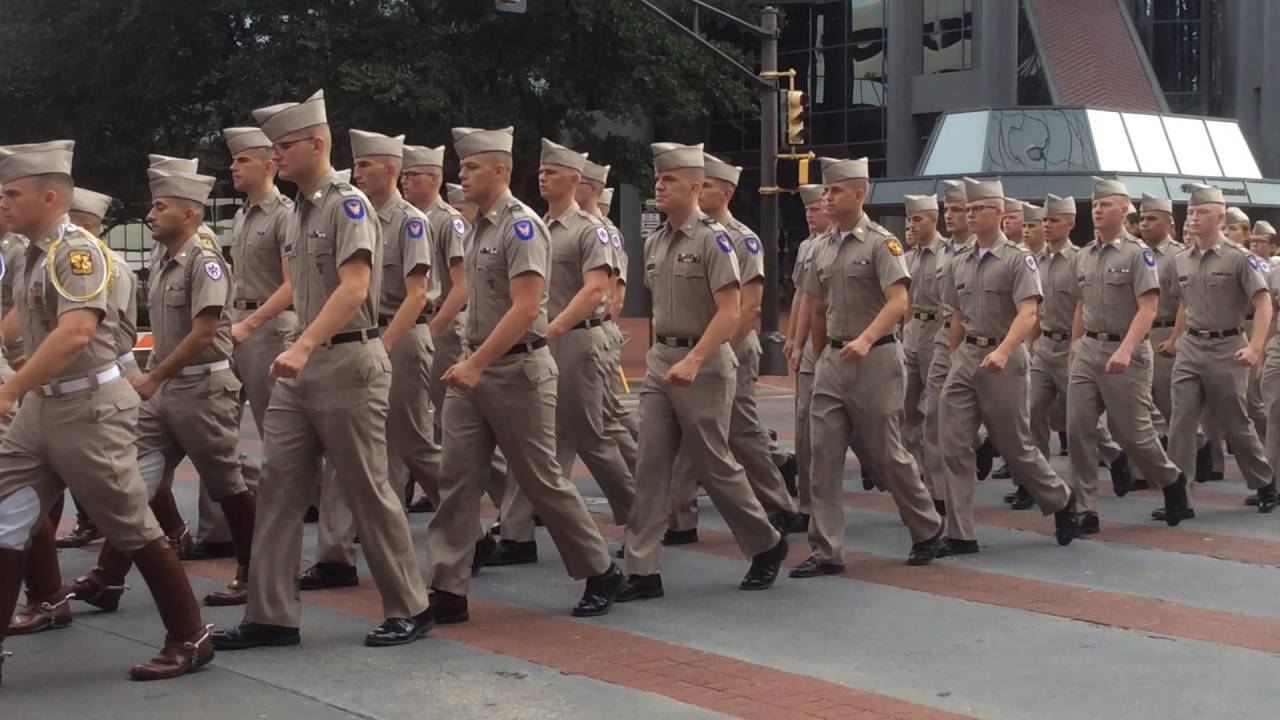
xmin=978 ymin=337 xmax=991 ymax=348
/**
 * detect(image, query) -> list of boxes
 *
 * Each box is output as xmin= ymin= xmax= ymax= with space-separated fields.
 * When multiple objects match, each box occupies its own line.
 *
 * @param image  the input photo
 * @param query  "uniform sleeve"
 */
xmin=1132 ymin=245 xmax=1160 ymax=298
xmin=506 ymin=217 xmax=548 ymax=280
xmin=791 ymin=240 xmax=810 ymax=288
xmin=271 ymin=203 xmax=293 ymax=258
xmin=1067 ymin=251 xmax=1084 ymax=301
xmin=704 ymin=229 xmax=741 ymax=294
xmin=333 ymin=193 xmax=378 ymax=267
xmin=1162 ymin=257 xmax=1182 ymax=300
xmin=52 ymin=237 xmax=111 ymax=317
xmin=435 ymin=211 xmax=467 ymax=263
xmin=737 ymin=231 xmax=765 ymax=284
xmin=874 ymin=235 xmax=910 ymax=292
xmin=941 ymin=260 xmax=959 ymax=310
xmin=800 ymin=242 xmax=825 ymax=298
xmin=579 ymin=223 xmax=613 ymax=275
xmin=188 ymin=252 xmax=230 ymax=317
xmin=1269 ymin=266 xmax=1280 ymax=308
xmin=1240 ymin=252 xmax=1269 ymax=299
xmin=1011 ymin=251 xmax=1044 ymax=304
xmin=400 ymin=215 xmax=433 ymax=277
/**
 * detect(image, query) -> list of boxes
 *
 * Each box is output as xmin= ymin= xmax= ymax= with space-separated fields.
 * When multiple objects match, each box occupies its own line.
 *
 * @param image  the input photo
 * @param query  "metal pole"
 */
xmin=757 ymin=6 xmax=785 ymax=376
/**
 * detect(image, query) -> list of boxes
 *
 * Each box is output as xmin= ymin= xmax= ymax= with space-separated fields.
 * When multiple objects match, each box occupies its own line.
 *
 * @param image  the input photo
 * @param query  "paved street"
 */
xmin=5 ymin=323 xmax=1279 ymax=719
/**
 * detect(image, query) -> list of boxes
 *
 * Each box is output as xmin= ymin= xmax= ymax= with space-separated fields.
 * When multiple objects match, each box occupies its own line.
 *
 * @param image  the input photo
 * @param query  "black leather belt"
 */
xmin=829 ymin=335 xmax=896 ymax=349
xmin=1084 ymin=330 xmax=1124 ymax=342
xmin=233 ymin=300 xmax=293 ymax=311
xmin=378 ymin=314 xmax=431 ymax=326
xmin=657 ymin=335 xmax=700 ymax=348
xmin=603 ymin=313 xmax=613 ymax=322
xmin=1151 ymin=319 xmax=1175 ymax=329
xmin=328 ymin=328 xmax=380 ymax=346
xmin=911 ymin=311 xmax=938 ymax=322
xmin=1041 ymin=329 xmax=1070 ymax=342
xmin=965 ymin=334 xmax=1003 ymax=348
xmin=571 ymin=318 xmax=604 ymax=331
xmin=1188 ymin=327 xmax=1241 ymax=339
xmin=504 ymin=337 xmax=548 ymax=356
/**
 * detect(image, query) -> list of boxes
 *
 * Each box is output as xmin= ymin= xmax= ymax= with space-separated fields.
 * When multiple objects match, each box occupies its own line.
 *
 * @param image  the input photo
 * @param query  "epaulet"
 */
xmin=865 ymin=220 xmax=892 ymax=238
xmin=57 ymin=223 xmax=97 ymax=246
xmin=508 ymin=198 xmax=530 ymax=217
xmin=335 ymin=181 xmax=358 ymax=194
xmin=699 ymin=214 xmax=727 ymax=235
xmin=278 ymin=194 xmax=295 ymax=209
xmin=577 ymin=208 xmax=604 ymax=225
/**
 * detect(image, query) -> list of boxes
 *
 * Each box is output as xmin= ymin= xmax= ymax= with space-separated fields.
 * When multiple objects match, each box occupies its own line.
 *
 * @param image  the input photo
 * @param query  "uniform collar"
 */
xmin=163 ymin=232 xmax=205 ymax=264
xmin=247 ymin=185 xmax=282 ymax=212
xmin=31 ymin=214 xmax=72 ymax=253
xmin=672 ymin=210 xmax=704 ymax=238
xmin=1149 ymin=235 xmax=1177 ymax=254
xmin=302 ymin=169 xmax=342 ymax=207
xmin=1044 ymin=239 xmax=1072 ymax=258
xmin=974 ymin=232 xmax=1013 ymax=258
xmin=837 ymin=214 xmax=874 ymax=244
xmin=1090 ymin=229 xmax=1127 ymax=252
xmin=430 ymin=195 xmax=452 ymax=214
xmin=948 ymin=232 xmax=973 ymax=252
xmin=376 ymin=188 xmax=404 ymax=223
xmin=924 ymin=232 xmax=946 ymax=254
xmin=479 ymin=188 xmax=516 ymax=227
xmin=545 ymin=198 xmax=581 ymax=227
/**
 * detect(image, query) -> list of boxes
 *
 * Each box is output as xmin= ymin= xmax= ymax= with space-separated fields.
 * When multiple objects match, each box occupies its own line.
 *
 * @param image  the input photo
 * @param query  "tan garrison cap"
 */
xmin=0 ymin=140 xmax=74 ymax=183
xmin=1091 ymin=176 xmax=1130 ymax=200
xmin=540 ymin=138 xmax=588 ymax=172
xmin=703 ymin=153 xmax=742 ymax=187
xmin=148 ymin=169 xmax=215 ymax=205
xmin=1044 ymin=193 xmax=1076 ymax=216
xmin=799 ymin=184 xmax=824 ymax=206
xmin=1140 ymin=193 xmax=1173 ymax=215
xmin=403 ymin=144 xmax=444 ymax=170
xmin=581 ymin=160 xmax=610 ymax=186
xmin=651 ymin=142 xmax=704 ymax=173
xmin=818 ymin=157 xmax=868 ymax=184
xmin=149 ymin=154 xmax=198 ymax=173
xmin=1187 ymin=184 xmax=1225 ymax=206
xmin=223 ymin=127 xmax=271 ymax=156
xmin=943 ymin=179 xmax=966 ymax=205
xmin=253 ymin=89 xmax=327 ymax=142
xmin=904 ymin=194 xmax=938 ymax=215
xmin=452 ymin=126 xmax=514 ymax=160
xmin=71 ymin=188 xmax=112 ymax=219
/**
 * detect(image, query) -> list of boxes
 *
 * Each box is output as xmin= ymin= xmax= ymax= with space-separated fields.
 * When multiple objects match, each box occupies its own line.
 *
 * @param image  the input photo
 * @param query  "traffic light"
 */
xmin=798 ymin=156 xmax=809 ymax=185
xmin=495 ymin=0 xmax=527 ymax=14
xmin=785 ymin=90 xmax=807 ymax=146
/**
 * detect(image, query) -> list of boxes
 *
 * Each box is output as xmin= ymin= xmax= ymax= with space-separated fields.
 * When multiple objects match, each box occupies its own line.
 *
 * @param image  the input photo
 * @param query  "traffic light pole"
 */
xmin=757 ymin=6 xmax=786 ymax=376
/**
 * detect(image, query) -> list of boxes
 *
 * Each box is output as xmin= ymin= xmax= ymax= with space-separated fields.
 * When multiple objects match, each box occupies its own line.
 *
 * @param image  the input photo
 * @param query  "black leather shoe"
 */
xmin=662 ymin=528 xmax=698 ymax=546
xmin=935 ymin=538 xmax=980 ymax=557
xmin=740 ymin=537 xmax=788 ymax=590
xmin=185 ymin=541 xmax=235 ymax=561
xmin=1256 ymin=482 xmax=1277 ymax=514
xmin=1078 ymin=512 xmax=1100 ymax=535
xmin=427 ymin=590 xmax=470 ymax=624
xmin=770 ymin=511 xmax=809 ymax=535
xmin=1132 ymin=478 xmax=1151 ymax=490
xmin=472 ymin=534 xmax=497 ymax=577
xmin=485 ymin=540 xmax=537 ymax=566
xmin=211 ymin=622 xmax=300 ymax=650
xmin=933 ymin=499 xmax=946 ymax=517
xmin=861 ymin=468 xmax=875 ymax=491
xmin=365 ymin=609 xmax=432 ymax=647
xmin=1245 ymin=493 xmax=1261 ymax=506
xmin=992 ymin=463 xmax=1012 ymax=480
xmin=406 ymin=498 xmax=435 ymax=514
xmin=1160 ymin=474 xmax=1194 ymax=527
xmin=572 ymin=564 xmax=625 ymax=617
xmin=616 ymin=573 xmax=664 ymax=602
xmin=1010 ymin=486 xmax=1035 ymax=511
xmin=297 ymin=562 xmax=358 ymax=590
xmin=780 ymin=453 xmax=799 ymax=498
xmin=1057 ymin=432 xmax=1069 ymax=456
xmin=1195 ymin=443 xmax=1213 ymax=483
xmin=1209 ymin=472 xmax=1224 ymax=482
xmin=1150 ymin=506 xmax=1196 ymax=522
xmin=1002 ymin=489 xmax=1020 ymax=504
xmin=1109 ymin=452 xmax=1132 ymax=497
xmin=1054 ymin=496 xmax=1078 ymax=546
xmin=975 ymin=437 xmax=995 ymax=481
xmin=614 ymin=544 xmax=625 ymax=559
xmin=907 ymin=529 xmax=944 ymax=566
xmin=303 ymin=506 xmax=319 ymax=524
xmin=788 ymin=554 xmax=845 ymax=578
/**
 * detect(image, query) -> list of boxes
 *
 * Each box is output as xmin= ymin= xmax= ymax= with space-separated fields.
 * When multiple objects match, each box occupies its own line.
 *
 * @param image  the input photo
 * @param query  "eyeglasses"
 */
xmin=271 ymin=137 xmax=315 ymax=153
xmin=400 ymin=170 xmax=429 ymax=180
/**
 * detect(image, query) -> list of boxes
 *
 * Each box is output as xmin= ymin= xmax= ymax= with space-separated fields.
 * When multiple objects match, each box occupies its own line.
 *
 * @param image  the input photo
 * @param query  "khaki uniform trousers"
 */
xmin=624 ymin=343 xmax=780 ymax=576
xmin=426 ymin=347 xmax=610 ymax=595
xmin=246 ymin=341 xmax=427 ymax=627
xmin=138 ymin=370 xmax=248 ymax=503
xmin=940 ymin=344 xmax=1071 ymax=541
xmin=1169 ymin=335 xmax=1273 ymax=491
xmin=1260 ymin=336 xmax=1280 ymax=478
xmin=1029 ymin=337 xmax=1122 ymax=479
xmin=1067 ymin=338 xmax=1181 ymax=513
xmin=794 ymin=344 xmax=817 ymax=515
xmin=922 ymin=336 xmax=988 ymax=500
xmin=902 ymin=319 xmax=939 ymax=492
xmin=668 ymin=332 xmax=796 ymax=531
xmin=808 ymin=342 xmax=940 ymax=562
xmin=601 ymin=321 xmax=638 ymax=474
xmin=0 ymin=377 xmax=160 ymax=551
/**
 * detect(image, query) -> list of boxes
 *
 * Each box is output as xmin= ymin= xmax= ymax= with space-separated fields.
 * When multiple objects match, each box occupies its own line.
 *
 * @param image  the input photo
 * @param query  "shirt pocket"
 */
xmin=674 ymin=261 xmax=710 ymax=308
xmin=1103 ymin=269 xmax=1134 ymax=304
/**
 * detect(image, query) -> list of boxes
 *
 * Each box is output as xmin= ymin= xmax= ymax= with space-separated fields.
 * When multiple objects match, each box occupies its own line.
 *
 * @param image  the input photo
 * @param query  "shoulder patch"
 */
xmin=204 ymin=260 xmax=223 ymax=280
xmin=885 ymin=238 xmax=903 ymax=257
xmin=1248 ymin=253 xmax=1263 ymax=271
xmin=335 ymin=181 xmax=354 ymax=192
xmin=1141 ymin=248 xmax=1156 ymax=268
xmin=68 ymin=249 xmax=94 ymax=276
xmin=343 ymin=197 xmax=367 ymax=220
xmin=1024 ymin=254 xmax=1038 ymax=272
xmin=452 ymin=217 xmax=466 ymax=235
xmin=611 ymin=231 xmax=622 ymax=249
xmin=596 ymin=226 xmax=610 ymax=244
xmin=744 ymin=235 xmax=761 ymax=254
xmin=406 ymin=218 xmax=425 ymax=239
xmin=513 ymin=218 xmax=535 ymax=241
xmin=715 ymin=232 xmax=734 ymax=254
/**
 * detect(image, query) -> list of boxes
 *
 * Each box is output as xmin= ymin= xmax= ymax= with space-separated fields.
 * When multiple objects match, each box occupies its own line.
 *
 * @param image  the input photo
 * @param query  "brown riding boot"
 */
xmin=151 ymin=488 xmax=194 ymax=559
xmin=10 ymin=518 xmax=71 ymax=635
xmin=64 ymin=542 xmax=134 ymax=612
xmin=128 ymin=537 xmax=213 ymax=681
xmin=203 ymin=490 xmax=255 ymax=606
xmin=0 ymin=548 xmax=27 ymax=686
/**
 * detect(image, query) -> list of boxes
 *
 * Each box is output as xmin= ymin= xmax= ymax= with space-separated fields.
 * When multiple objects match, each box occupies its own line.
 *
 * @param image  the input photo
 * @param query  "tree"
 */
xmin=0 ymin=0 xmax=758 ymax=221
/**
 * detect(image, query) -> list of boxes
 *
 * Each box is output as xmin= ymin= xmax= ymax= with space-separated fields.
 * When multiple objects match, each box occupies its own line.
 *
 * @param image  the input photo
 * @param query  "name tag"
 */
xmin=308 ymin=231 xmax=328 ymax=239
xmin=479 ymin=246 xmax=500 ymax=255
xmin=676 ymin=253 xmax=702 ymax=264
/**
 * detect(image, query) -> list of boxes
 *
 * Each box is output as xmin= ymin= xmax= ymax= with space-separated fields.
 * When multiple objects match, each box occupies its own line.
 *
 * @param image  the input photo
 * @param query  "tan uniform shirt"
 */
xmin=1071 ymin=234 xmax=1160 ymax=336
xmin=17 ymin=217 xmax=118 ymax=379
xmin=148 ymin=233 xmax=233 ymax=364
xmin=905 ymin=232 xmax=945 ymax=351
xmin=423 ymin=195 xmax=468 ymax=311
xmin=801 ymin=214 xmax=909 ymax=342
xmin=2 ymin=232 xmax=28 ymax=356
xmin=720 ymin=212 xmax=764 ymax=285
xmin=109 ymin=249 xmax=138 ymax=355
xmin=230 ymin=188 xmax=293 ymax=306
xmin=546 ymin=200 xmax=611 ymax=321
xmin=283 ymin=170 xmax=382 ymax=332
xmin=644 ymin=210 xmax=740 ymax=338
xmin=376 ymin=190 xmax=433 ymax=319
xmin=944 ymin=234 xmax=1043 ymax=340
xmin=602 ymin=217 xmax=627 ymax=283
xmin=464 ymin=188 xmax=549 ymax=347
xmin=1036 ymin=242 xmax=1078 ymax=334
xmin=1164 ymin=238 xmax=1270 ymax=331
xmin=933 ymin=234 xmax=973 ymax=345
xmin=1147 ymin=236 xmax=1185 ymax=323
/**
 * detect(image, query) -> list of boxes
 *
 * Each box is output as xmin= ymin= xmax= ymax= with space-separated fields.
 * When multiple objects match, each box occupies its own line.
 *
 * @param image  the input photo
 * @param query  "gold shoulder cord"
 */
xmin=45 ymin=224 xmax=114 ymax=302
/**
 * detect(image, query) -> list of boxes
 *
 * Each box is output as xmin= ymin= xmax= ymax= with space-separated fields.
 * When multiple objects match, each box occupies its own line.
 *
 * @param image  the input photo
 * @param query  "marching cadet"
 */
xmin=1259 ymin=221 xmax=1280 ymax=509
xmin=1224 ymin=207 xmax=1270 ymax=439
xmin=936 ymin=177 xmax=1079 ymax=556
xmin=1027 ymin=193 xmax=1129 ymax=518
xmin=901 ymin=193 xmax=945 ymax=507
xmin=617 ymin=142 xmax=786 ymax=601
xmin=1226 ymin=207 xmax=1252 ymax=246
xmin=785 ymin=183 xmax=830 ymax=528
xmin=1252 ymin=220 xmax=1277 ymax=264
xmin=67 ymin=169 xmax=260 ymax=612
xmin=222 ymin=128 xmax=296 ymax=443
xmin=0 ymin=140 xmax=212 ymax=682
xmin=0 ymin=211 xmax=23 ymax=375
xmin=667 ymin=152 xmax=801 ymax=540
xmin=212 ymin=90 xmax=433 ymax=649
xmin=790 ymin=158 xmax=941 ymax=578
xmin=447 ymin=182 xmax=477 ymax=223
xmin=1066 ymin=179 xmax=1188 ymax=532
xmin=1022 ymin=203 xmax=1045 ymax=254
xmin=1002 ymin=197 xmax=1024 ymax=247
xmin=422 ymin=126 xmax=623 ymax=622
xmin=1160 ymin=184 xmax=1275 ymax=516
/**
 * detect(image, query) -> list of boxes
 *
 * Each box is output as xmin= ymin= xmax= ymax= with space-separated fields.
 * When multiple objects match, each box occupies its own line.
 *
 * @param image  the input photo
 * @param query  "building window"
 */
xmin=1127 ymin=0 xmax=1224 ymax=115
xmin=1017 ymin=0 xmax=1052 ymax=105
xmin=922 ymin=0 xmax=973 ymax=74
